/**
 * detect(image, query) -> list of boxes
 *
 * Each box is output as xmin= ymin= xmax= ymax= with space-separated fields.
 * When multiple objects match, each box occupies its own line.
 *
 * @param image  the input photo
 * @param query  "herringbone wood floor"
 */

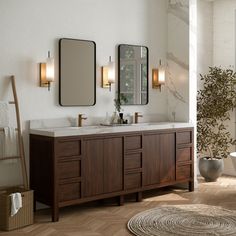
xmin=1 ymin=176 xmax=236 ymax=236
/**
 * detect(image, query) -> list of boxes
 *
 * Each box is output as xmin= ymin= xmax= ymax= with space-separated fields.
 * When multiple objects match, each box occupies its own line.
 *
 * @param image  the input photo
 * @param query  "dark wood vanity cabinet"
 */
xmin=30 ymin=128 xmax=194 ymax=222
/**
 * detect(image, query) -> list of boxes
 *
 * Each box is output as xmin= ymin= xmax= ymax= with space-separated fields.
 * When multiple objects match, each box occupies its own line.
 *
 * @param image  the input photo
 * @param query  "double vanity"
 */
xmin=30 ymin=122 xmax=194 ymax=222
xmin=28 ymin=36 xmax=194 ymax=222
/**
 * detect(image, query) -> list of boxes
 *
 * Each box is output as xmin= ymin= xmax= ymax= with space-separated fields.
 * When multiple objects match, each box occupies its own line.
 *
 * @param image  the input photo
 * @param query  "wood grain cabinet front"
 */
xmin=30 ymin=127 xmax=194 ymax=222
xmin=56 ymin=139 xmax=81 ymax=157
xmin=124 ymin=172 xmax=142 ymax=190
xmin=143 ymin=132 xmax=175 ymax=186
xmin=55 ymin=138 xmax=82 ymax=204
xmin=59 ymin=182 xmax=81 ymax=202
xmin=176 ymin=147 xmax=192 ymax=163
xmin=124 ymin=135 xmax=143 ymax=191
xmin=58 ymin=160 xmax=81 ymax=180
xmin=124 ymin=153 xmax=142 ymax=170
xmin=176 ymin=131 xmax=191 ymax=145
xmin=176 ymin=164 xmax=192 ymax=181
xmin=125 ymin=135 xmax=142 ymax=151
xmin=83 ymin=136 xmax=123 ymax=197
xmin=176 ymin=130 xmax=194 ymax=191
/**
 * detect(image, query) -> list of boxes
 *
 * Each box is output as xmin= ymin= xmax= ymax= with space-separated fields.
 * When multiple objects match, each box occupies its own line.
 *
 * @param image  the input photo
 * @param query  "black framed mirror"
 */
xmin=59 ymin=38 xmax=96 ymax=106
xmin=118 ymin=44 xmax=149 ymax=105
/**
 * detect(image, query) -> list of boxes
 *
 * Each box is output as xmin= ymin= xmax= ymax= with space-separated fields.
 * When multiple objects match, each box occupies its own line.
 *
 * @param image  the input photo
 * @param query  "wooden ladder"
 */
xmin=0 ymin=76 xmax=28 ymax=189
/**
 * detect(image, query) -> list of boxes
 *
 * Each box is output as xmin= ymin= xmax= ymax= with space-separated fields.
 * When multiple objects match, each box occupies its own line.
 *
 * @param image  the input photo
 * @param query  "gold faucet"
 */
xmin=78 ymin=114 xmax=87 ymax=127
xmin=134 ymin=112 xmax=143 ymax=124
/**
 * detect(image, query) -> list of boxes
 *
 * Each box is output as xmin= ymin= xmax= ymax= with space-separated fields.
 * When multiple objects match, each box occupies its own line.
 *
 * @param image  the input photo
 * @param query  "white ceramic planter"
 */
xmin=230 ymin=152 xmax=236 ymax=172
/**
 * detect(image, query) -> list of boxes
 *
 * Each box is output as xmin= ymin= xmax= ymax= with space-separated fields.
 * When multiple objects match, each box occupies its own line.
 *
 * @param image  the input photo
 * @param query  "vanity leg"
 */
xmin=99 ymin=199 xmax=104 ymax=205
xmin=118 ymin=195 xmax=124 ymax=206
xmin=189 ymin=181 xmax=194 ymax=192
xmin=52 ymin=205 xmax=59 ymax=222
xmin=136 ymin=192 xmax=142 ymax=202
xmin=33 ymin=198 xmax=37 ymax=212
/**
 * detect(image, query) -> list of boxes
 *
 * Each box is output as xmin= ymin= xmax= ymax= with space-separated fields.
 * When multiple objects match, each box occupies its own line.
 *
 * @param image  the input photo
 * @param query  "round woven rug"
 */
xmin=127 ymin=204 xmax=236 ymax=236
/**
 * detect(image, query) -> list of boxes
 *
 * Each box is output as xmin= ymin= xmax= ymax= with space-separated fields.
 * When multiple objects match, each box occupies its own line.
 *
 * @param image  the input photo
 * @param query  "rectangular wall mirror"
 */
xmin=59 ymin=38 xmax=96 ymax=106
xmin=118 ymin=44 xmax=148 ymax=105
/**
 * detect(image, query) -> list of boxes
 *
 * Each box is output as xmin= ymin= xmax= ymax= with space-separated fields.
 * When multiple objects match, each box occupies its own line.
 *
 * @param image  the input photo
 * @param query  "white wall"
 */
xmin=213 ymin=0 xmax=236 ymax=67
xmin=197 ymin=0 xmax=213 ymax=82
xmin=213 ymin=0 xmax=236 ymax=176
xmin=197 ymin=0 xmax=236 ymax=176
xmin=0 ymin=0 xmax=170 ymax=186
xmin=196 ymin=0 xmax=213 ymax=177
xmin=0 ymin=0 xmax=168 ymax=122
xmin=190 ymin=0 xmax=197 ymax=186
xmin=167 ymin=1 xmax=190 ymax=122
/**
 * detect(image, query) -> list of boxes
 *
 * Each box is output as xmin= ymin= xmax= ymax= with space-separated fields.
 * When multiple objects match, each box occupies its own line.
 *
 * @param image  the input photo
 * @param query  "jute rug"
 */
xmin=127 ymin=204 xmax=236 ymax=236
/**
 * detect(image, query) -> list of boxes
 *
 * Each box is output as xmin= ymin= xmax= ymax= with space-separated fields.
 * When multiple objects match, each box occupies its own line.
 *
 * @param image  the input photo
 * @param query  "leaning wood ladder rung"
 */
xmin=0 ymin=128 xmax=18 ymax=131
xmin=0 ymin=76 xmax=28 ymax=189
xmin=0 ymin=156 xmax=21 ymax=161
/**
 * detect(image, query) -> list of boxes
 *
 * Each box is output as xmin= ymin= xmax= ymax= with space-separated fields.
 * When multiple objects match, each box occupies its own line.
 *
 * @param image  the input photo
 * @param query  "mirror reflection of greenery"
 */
xmin=141 ymin=64 xmax=147 ymax=91
xmin=141 ymin=47 xmax=147 ymax=58
xmin=119 ymin=45 xmax=148 ymax=105
xmin=121 ymin=65 xmax=134 ymax=92
xmin=141 ymin=93 xmax=147 ymax=104
xmin=121 ymin=46 xmax=135 ymax=59
xmin=114 ymin=93 xmax=128 ymax=113
xmin=121 ymin=93 xmax=133 ymax=104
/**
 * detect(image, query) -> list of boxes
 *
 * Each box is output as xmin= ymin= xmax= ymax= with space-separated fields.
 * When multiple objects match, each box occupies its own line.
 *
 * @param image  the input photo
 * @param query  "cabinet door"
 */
xmin=104 ymin=137 xmax=123 ymax=193
xmin=143 ymin=134 xmax=160 ymax=186
xmin=143 ymin=133 xmax=175 ymax=186
xmin=83 ymin=139 xmax=104 ymax=197
xmin=159 ymin=133 xmax=175 ymax=183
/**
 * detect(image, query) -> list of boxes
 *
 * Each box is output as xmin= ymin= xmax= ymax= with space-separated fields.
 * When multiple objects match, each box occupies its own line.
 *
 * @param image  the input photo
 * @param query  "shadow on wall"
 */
xmin=229 ymin=156 xmax=236 ymax=176
xmin=0 ymin=76 xmax=12 ymax=100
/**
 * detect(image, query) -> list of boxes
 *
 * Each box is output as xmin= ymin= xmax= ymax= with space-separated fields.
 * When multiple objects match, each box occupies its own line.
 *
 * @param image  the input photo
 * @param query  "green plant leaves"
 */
xmin=197 ymin=67 xmax=236 ymax=159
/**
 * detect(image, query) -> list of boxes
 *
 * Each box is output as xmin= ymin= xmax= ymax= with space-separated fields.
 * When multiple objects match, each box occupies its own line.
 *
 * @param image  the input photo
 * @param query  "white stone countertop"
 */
xmin=30 ymin=122 xmax=194 ymax=137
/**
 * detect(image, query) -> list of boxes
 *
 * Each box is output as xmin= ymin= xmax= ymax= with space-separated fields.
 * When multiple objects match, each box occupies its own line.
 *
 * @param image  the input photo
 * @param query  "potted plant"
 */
xmin=197 ymin=67 xmax=236 ymax=181
xmin=112 ymin=93 xmax=128 ymax=124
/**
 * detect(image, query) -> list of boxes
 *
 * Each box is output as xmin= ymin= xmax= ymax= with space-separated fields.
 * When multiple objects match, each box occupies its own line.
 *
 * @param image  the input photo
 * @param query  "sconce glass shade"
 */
xmin=40 ymin=51 xmax=54 ymax=90
xmin=107 ymin=57 xmax=115 ymax=84
xmin=102 ymin=56 xmax=115 ymax=91
xmin=152 ymin=69 xmax=158 ymax=88
xmin=152 ymin=60 xmax=165 ymax=90
xmin=46 ymin=54 xmax=54 ymax=82
xmin=158 ymin=66 xmax=165 ymax=85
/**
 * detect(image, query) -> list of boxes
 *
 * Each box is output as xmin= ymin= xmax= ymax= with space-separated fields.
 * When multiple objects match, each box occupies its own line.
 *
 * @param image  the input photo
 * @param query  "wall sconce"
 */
xmin=101 ymin=56 xmax=115 ymax=91
xmin=152 ymin=60 xmax=165 ymax=91
xmin=40 ymin=51 xmax=54 ymax=91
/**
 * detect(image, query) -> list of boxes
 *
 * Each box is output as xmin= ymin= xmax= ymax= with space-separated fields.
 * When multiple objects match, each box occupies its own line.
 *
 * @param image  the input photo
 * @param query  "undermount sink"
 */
xmin=67 ymin=125 xmax=101 ymax=129
xmin=51 ymin=122 xmax=181 ymax=131
xmin=100 ymin=123 xmax=131 ymax=127
xmin=131 ymin=122 xmax=173 ymax=126
xmin=100 ymin=122 xmax=175 ymax=127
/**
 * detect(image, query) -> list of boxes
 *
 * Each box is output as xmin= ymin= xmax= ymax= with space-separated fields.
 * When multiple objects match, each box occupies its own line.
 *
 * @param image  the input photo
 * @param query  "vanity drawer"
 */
xmin=59 ymin=182 xmax=81 ymax=202
xmin=125 ymin=135 xmax=142 ymax=151
xmin=176 ymin=165 xmax=191 ymax=180
xmin=176 ymin=131 xmax=191 ymax=145
xmin=124 ymin=172 xmax=142 ymax=190
xmin=56 ymin=140 xmax=81 ymax=157
xmin=176 ymin=147 xmax=192 ymax=163
xmin=124 ymin=153 xmax=142 ymax=170
xmin=58 ymin=160 xmax=81 ymax=180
